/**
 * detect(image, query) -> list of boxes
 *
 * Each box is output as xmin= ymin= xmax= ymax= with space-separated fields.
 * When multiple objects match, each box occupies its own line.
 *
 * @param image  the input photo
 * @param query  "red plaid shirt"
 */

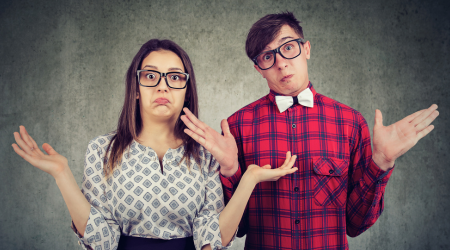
xmin=220 ymin=83 xmax=393 ymax=250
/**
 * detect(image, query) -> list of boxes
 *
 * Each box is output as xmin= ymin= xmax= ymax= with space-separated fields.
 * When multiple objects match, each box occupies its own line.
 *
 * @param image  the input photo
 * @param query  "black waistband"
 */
xmin=117 ymin=235 xmax=196 ymax=250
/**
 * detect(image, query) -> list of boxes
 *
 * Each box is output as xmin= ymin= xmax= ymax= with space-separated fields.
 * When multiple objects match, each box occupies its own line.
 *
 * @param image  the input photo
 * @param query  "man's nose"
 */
xmin=275 ymin=52 xmax=288 ymax=69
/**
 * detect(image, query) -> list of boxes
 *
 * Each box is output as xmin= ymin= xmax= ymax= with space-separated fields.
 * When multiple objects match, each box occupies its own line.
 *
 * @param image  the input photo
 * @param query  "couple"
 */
xmin=13 ymin=12 xmax=438 ymax=250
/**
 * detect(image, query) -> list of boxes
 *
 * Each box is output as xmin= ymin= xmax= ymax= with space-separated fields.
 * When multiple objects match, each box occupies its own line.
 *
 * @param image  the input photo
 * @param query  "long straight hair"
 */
xmin=104 ymin=39 xmax=200 ymax=176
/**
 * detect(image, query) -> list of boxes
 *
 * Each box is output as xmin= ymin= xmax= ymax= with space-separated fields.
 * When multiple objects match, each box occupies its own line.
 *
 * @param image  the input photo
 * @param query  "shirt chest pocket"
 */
xmin=312 ymin=157 xmax=349 ymax=207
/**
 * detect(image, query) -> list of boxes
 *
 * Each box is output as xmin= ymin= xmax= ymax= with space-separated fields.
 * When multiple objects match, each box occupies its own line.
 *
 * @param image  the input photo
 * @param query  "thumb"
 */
xmin=374 ymin=109 xmax=383 ymax=128
xmin=262 ymin=164 xmax=271 ymax=169
xmin=221 ymin=119 xmax=231 ymax=136
xmin=42 ymin=143 xmax=58 ymax=155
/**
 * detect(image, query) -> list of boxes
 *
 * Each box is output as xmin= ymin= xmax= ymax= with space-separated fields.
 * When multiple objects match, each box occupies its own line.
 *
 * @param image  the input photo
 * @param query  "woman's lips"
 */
xmin=281 ymin=74 xmax=293 ymax=82
xmin=154 ymin=98 xmax=169 ymax=104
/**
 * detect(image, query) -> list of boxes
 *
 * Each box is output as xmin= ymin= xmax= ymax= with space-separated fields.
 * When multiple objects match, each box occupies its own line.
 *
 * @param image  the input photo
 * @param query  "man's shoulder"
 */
xmin=316 ymin=93 xmax=363 ymax=117
xmin=228 ymin=95 xmax=269 ymax=122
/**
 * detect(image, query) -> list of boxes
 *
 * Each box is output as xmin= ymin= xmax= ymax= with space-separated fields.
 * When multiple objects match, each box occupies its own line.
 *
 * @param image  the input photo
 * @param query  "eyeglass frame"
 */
xmin=252 ymin=38 xmax=306 ymax=70
xmin=136 ymin=69 xmax=189 ymax=89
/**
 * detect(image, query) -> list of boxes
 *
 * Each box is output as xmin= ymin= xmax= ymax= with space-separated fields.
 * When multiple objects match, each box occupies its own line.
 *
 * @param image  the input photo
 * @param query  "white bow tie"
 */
xmin=275 ymin=88 xmax=314 ymax=113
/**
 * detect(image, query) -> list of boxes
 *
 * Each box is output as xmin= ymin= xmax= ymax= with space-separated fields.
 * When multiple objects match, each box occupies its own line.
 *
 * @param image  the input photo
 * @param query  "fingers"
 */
xmin=416 ymin=124 xmax=435 ymax=141
xmin=280 ymin=151 xmax=297 ymax=169
xmin=410 ymin=104 xmax=438 ymax=127
xmin=221 ymin=119 xmax=232 ymax=136
xmin=403 ymin=109 xmax=425 ymax=123
xmin=14 ymin=131 xmax=34 ymax=155
xmin=279 ymin=151 xmax=292 ymax=169
xmin=184 ymin=128 xmax=207 ymax=147
xmin=413 ymin=105 xmax=439 ymax=132
xmin=183 ymin=108 xmax=208 ymax=131
xmin=20 ymin=126 xmax=44 ymax=156
xmin=12 ymin=143 xmax=37 ymax=165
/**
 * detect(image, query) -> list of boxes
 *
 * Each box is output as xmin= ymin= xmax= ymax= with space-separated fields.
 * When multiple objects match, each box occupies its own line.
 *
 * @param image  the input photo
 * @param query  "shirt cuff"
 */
xmin=364 ymin=158 xmax=394 ymax=192
xmin=219 ymin=166 xmax=242 ymax=188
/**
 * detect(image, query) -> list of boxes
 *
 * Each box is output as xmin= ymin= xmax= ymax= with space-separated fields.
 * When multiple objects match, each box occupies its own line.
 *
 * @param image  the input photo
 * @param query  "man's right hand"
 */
xmin=181 ymin=108 xmax=239 ymax=177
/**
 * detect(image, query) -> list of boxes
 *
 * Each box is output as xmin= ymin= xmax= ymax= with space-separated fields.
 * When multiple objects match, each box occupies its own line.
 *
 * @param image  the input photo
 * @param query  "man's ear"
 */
xmin=254 ymin=64 xmax=265 ymax=78
xmin=303 ymin=41 xmax=311 ymax=60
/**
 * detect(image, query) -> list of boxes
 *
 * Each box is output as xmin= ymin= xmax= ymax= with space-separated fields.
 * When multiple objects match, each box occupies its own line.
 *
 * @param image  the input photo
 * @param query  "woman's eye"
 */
xmin=146 ymin=73 xmax=156 ymax=80
xmin=171 ymin=75 xmax=180 ymax=81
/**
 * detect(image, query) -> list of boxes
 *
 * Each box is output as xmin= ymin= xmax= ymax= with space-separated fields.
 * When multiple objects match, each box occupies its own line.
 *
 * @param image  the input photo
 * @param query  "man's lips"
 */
xmin=281 ymin=74 xmax=293 ymax=82
xmin=154 ymin=98 xmax=169 ymax=104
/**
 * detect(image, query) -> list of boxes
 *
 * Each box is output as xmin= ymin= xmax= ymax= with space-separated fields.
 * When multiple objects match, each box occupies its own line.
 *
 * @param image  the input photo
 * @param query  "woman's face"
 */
xmin=137 ymin=50 xmax=187 ymax=123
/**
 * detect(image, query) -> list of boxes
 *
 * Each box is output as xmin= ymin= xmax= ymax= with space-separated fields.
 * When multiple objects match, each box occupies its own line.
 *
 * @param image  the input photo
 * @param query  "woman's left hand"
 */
xmin=245 ymin=151 xmax=298 ymax=184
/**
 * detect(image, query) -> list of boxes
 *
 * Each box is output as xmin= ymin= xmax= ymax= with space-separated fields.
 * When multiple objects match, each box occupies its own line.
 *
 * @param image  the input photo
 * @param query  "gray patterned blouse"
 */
xmin=71 ymin=132 xmax=235 ymax=250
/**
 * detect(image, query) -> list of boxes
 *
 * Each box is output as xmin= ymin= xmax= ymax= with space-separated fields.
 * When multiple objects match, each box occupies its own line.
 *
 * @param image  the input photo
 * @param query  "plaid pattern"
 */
xmin=220 ymin=83 xmax=393 ymax=250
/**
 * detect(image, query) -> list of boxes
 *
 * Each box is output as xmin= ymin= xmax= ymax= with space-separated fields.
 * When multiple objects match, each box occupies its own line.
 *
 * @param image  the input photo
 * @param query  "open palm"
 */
xmin=372 ymin=104 xmax=438 ymax=171
xmin=181 ymin=108 xmax=239 ymax=176
xmin=12 ymin=126 xmax=68 ymax=178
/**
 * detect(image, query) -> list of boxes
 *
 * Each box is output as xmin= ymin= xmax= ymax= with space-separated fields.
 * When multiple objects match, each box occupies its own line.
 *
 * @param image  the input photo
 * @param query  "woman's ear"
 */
xmin=136 ymin=92 xmax=140 ymax=99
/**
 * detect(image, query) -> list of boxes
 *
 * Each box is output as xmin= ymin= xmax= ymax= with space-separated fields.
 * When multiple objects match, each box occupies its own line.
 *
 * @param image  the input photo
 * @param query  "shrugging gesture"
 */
xmin=372 ymin=104 xmax=439 ymax=171
xmin=12 ymin=125 xmax=91 ymax=236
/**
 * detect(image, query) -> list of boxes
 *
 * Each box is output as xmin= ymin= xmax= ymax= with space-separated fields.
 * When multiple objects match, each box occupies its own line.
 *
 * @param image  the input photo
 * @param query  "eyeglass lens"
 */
xmin=256 ymin=40 xmax=301 ymax=70
xmin=139 ymin=71 xmax=188 ymax=88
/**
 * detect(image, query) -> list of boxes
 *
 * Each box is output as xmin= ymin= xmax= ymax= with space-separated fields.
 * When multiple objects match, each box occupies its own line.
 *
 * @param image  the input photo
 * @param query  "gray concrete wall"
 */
xmin=1 ymin=0 xmax=449 ymax=249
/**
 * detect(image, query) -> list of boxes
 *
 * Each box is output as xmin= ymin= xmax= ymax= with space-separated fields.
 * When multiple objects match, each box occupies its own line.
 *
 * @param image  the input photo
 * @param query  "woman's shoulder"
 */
xmin=86 ymin=131 xmax=116 ymax=154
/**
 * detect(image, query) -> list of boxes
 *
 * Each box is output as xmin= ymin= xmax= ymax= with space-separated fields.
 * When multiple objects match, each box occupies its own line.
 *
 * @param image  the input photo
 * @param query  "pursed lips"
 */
xmin=154 ymin=98 xmax=170 ymax=104
xmin=281 ymin=74 xmax=294 ymax=82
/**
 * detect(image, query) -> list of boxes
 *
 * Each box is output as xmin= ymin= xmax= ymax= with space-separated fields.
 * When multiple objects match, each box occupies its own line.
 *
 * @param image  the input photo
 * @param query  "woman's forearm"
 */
xmin=218 ymin=173 xmax=256 ymax=246
xmin=54 ymin=167 xmax=91 ymax=236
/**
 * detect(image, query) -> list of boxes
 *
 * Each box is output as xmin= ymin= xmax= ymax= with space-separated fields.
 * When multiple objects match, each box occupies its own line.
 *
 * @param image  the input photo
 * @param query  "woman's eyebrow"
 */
xmin=142 ymin=65 xmax=157 ymax=69
xmin=168 ymin=67 xmax=183 ymax=72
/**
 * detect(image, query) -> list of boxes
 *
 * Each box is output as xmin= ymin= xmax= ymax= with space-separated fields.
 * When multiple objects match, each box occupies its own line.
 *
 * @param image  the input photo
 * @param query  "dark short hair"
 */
xmin=245 ymin=12 xmax=304 ymax=60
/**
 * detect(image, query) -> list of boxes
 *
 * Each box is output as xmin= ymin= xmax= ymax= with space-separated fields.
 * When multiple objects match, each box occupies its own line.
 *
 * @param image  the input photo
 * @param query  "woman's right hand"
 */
xmin=245 ymin=151 xmax=298 ymax=185
xmin=12 ymin=125 xmax=69 ymax=178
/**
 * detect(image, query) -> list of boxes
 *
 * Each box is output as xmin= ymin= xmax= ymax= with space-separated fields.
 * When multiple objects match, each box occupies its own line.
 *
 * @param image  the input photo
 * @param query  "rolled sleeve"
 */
xmin=194 ymin=153 xmax=236 ymax=250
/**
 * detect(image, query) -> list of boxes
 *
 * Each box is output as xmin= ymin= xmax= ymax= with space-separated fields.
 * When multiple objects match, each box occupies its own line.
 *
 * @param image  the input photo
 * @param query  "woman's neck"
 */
xmin=137 ymin=116 xmax=182 ymax=149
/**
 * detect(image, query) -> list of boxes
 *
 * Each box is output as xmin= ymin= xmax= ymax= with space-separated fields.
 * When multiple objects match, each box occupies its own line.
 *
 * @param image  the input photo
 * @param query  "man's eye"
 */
xmin=285 ymin=45 xmax=293 ymax=51
xmin=263 ymin=54 xmax=272 ymax=61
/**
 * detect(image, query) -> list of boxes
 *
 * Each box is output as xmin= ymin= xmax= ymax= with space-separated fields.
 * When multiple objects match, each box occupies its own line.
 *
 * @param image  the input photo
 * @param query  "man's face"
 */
xmin=254 ymin=25 xmax=311 ymax=96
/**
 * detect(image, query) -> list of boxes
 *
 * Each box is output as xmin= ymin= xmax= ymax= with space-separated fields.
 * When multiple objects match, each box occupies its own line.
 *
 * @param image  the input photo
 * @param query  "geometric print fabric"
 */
xmin=72 ymin=132 xmax=234 ymax=250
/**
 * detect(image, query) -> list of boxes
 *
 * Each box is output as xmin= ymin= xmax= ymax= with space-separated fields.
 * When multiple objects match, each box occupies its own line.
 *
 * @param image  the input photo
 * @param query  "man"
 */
xmin=181 ymin=12 xmax=438 ymax=249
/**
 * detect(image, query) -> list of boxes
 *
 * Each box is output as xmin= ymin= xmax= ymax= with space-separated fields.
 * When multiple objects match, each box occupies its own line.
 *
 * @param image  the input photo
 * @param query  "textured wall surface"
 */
xmin=1 ymin=0 xmax=449 ymax=249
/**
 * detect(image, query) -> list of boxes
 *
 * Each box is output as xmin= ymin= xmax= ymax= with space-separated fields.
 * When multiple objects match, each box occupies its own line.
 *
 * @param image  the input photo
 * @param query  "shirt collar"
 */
xmin=268 ymin=81 xmax=317 ymax=107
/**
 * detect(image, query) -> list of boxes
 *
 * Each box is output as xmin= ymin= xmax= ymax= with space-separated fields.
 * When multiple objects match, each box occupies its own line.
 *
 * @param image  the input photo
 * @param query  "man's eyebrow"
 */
xmin=264 ymin=36 xmax=296 ymax=50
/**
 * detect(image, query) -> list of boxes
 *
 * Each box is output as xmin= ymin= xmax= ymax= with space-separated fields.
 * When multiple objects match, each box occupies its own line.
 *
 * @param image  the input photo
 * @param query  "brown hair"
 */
xmin=245 ymin=11 xmax=304 ymax=60
xmin=104 ymin=39 xmax=200 ymax=176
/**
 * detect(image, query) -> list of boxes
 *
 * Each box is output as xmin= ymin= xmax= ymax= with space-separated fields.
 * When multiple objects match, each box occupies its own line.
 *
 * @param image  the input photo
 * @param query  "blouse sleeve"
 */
xmin=193 ymin=149 xmax=237 ymax=250
xmin=71 ymin=137 xmax=121 ymax=250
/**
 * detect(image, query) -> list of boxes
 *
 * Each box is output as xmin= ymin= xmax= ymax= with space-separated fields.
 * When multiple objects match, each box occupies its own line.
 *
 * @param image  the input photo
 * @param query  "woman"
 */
xmin=12 ymin=39 xmax=297 ymax=250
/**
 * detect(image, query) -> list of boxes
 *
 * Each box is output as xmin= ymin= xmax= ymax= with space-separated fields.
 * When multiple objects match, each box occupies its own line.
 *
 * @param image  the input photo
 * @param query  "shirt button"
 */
xmin=295 ymin=219 xmax=300 ymax=224
xmin=377 ymin=180 xmax=382 ymax=184
xmin=292 ymin=124 xmax=296 ymax=128
xmin=329 ymin=169 xmax=334 ymax=174
xmin=294 ymin=187 xmax=299 ymax=192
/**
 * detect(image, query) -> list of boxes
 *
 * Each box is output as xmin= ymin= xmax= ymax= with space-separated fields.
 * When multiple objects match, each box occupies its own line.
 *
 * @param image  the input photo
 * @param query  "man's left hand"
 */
xmin=372 ymin=104 xmax=439 ymax=171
